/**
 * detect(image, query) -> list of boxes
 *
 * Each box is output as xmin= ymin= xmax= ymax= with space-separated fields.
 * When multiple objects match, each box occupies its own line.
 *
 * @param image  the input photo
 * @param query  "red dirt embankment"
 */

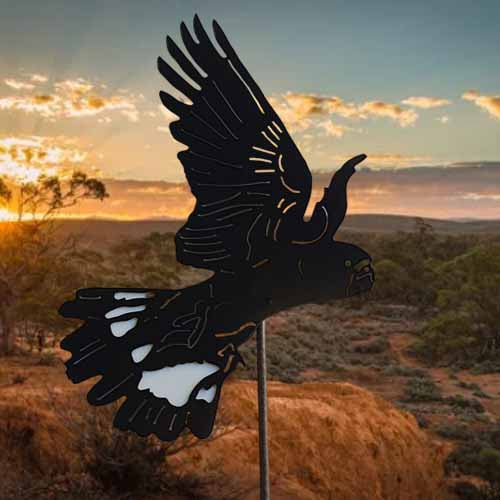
xmin=0 ymin=360 xmax=454 ymax=499
xmin=174 ymin=380 xmax=454 ymax=500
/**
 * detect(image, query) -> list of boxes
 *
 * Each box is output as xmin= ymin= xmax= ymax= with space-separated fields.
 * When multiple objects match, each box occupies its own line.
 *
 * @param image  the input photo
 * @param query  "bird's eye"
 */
xmin=344 ymin=260 xmax=352 ymax=268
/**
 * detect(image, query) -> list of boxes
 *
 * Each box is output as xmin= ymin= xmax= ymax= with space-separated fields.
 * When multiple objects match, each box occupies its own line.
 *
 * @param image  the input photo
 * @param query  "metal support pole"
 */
xmin=256 ymin=320 xmax=270 ymax=500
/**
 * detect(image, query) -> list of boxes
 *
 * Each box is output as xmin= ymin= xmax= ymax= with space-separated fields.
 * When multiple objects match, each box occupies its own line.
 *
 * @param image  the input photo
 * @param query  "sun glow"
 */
xmin=0 ymin=208 xmax=18 ymax=221
xmin=0 ymin=135 xmax=86 ymax=183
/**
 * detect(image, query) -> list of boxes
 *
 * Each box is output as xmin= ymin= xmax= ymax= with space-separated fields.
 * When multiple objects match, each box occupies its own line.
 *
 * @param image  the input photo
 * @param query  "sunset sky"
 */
xmin=1 ymin=0 xmax=499 ymax=220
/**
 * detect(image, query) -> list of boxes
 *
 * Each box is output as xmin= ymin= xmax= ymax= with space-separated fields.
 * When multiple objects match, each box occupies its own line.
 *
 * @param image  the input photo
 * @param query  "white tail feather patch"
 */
xmin=131 ymin=344 xmax=153 ymax=363
xmin=105 ymin=305 xmax=145 ymax=319
xmin=196 ymin=385 xmax=217 ymax=403
xmin=138 ymin=362 xmax=219 ymax=407
xmin=110 ymin=318 xmax=138 ymax=337
xmin=114 ymin=292 xmax=153 ymax=300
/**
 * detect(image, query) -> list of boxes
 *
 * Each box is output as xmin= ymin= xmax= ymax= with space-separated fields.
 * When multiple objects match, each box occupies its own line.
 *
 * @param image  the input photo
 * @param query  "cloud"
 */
xmin=270 ymin=92 xmax=419 ymax=133
xmin=0 ymin=77 xmax=140 ymax=122
xmin=4 ymin=79 xmax=35 ymax=90
xmin=54 ymin=79 xmax=93 ymax=95
xmin=51 ymin=162 xmax=500 ymax=221
xmin=282 ymin=92 xmax=361 ymax=120
xmin=121 ymin=109 xmax=139 ymax=122
xmin=30 ymin=74 xmax=48 ymax=83
xmin=358 ymin=153 xmax=434 ymax=167
xmin=358 ymin=101 xmax=418 ymax=127
xmin=437 ymin=115 xmax=449 ymax=124
xmin=67 ymin=179 xmax=194 ymax=220
xmin=318 ymin=120 xmax=351 ymax=138
xmin=401 ymin=96 xmax=451 ymax=109
xmin=311 ymin=162 xmax=500 ymax=219
xmin=267 ymin=96 xmax=313 ymax=132
xmin=461 ymin=192 xmax=500 ymax=201
xmin=462 ymin=90 xmax=500 ymax=119
xmin=0 ymin=135 xmax=87 ymax=182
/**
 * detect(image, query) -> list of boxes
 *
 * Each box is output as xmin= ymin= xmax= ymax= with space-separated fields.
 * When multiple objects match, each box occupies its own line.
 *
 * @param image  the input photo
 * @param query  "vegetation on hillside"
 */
xmin=340 ymin=219 xmax=500 ymax=370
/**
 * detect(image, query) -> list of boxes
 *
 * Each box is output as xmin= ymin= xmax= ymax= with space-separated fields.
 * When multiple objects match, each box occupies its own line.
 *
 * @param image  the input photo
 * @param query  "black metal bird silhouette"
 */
xmin=59 ymin=16 xmax=374 ymax=441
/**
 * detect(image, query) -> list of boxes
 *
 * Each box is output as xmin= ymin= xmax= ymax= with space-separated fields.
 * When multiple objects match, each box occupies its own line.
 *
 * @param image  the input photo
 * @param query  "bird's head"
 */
xmin=298 ymin=241 xmax=374 ymax=302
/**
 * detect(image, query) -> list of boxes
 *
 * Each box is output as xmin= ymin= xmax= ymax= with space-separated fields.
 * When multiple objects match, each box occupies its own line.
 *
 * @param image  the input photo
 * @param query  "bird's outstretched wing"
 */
xmin=159 ymin=16 xmax=312 ymax=273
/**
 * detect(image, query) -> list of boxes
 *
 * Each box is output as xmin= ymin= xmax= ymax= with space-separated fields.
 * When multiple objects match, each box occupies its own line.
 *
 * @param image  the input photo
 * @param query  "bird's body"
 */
xmin=60 ymin=16 xmax=374 ymax=441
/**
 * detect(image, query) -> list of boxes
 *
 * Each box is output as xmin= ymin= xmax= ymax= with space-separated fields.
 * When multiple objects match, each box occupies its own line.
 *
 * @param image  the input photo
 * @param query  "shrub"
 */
xmin=448 ymin=446 xmax=500 ymax=484
xmin=446 ymin=426 xmax=500 ymax=487
xmin=12 ymin=373 xmax=27 ymax=384
xmin=51 ymin=397 xmax=222 ymax=498
xmin=456 ymin=381 xmax=482 ymax=391
xmin=446 ymin=395 xmax=485 ymax=414
xmin=454 ymin=481 xmax=500 ymax=500
xmin=353 ymin=337 xmax=389 ymax=354
xmin=401 ymin=377 xmax=442 ymax=403
xmin=473 ymin=390 xmax=492 ymax=399
xmin=436 ymin=422 xmax=473 ymax=440
xmin=471 ymin=361 xmax=500 ymax=375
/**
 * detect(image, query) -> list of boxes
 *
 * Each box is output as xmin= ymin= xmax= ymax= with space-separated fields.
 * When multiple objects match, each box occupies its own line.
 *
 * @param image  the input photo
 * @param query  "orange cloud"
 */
xmin=269 ymin=92 xmax=419 ymax=133
xmin=30 ymin=74 xmax=48 ymax=83
xmin=0 ymin=77 xmax=139 ymax=121
xmin=67 ymin=179 xmax=194 ymax=220
xmin=401 ymin=96 xmax=451 ymax=108
xmin=462 ymin=90 xmax=500 ymax=119
xmin=58 ymin=162 xmax=500 ymax=220
xmin=282 ymin=92 xmax=360 ymax=119
xmin=0 ymin=135 xmax=87 ymax=182
xmin=318 ymin=120 xmax=352 ymax=138
xmin=359 ymin=101 xmax=418 ymax=127
xmin=4 ymin=79 xmax=35 ymax=91
xmin=328 ymin=153 xmax=434 ymax=168
xmin=362 ymin=153 xmax=433 ymax=167
xmin=461 ymin=192 xmax=500 ymax=201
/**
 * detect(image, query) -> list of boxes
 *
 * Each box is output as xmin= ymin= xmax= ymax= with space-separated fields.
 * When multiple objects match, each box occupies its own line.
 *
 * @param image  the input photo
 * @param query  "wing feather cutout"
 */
xmin=60 ymin=286 xmax=240 ymax=440
xmin=159 ymin=16 xmax=313 ymax=273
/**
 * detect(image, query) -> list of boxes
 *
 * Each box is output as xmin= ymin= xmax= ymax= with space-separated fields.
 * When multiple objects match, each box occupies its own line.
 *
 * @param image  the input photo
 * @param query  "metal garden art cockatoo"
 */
xmin=60 ymin=16 xmax=374 ymax=441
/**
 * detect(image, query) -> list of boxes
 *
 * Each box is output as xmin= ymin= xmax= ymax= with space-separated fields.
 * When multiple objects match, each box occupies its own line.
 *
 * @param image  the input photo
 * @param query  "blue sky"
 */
xmin=0 ymin=0 xmax=499 ymax=218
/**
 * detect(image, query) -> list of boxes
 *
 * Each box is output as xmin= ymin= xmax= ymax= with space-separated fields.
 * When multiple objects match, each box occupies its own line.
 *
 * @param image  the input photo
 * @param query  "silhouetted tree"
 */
xmin=0 ymin=172 xmax=107 ymax=355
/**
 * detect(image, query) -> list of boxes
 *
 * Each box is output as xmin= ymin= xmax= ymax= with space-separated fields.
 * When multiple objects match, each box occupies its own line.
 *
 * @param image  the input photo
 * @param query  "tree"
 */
xmin=0 ymin=172 xmax=108 ymax=355
xmin=418 ymin=244 xmax=500 ymax=363
xmin=0 ymin=177 xmax=11 ymax=203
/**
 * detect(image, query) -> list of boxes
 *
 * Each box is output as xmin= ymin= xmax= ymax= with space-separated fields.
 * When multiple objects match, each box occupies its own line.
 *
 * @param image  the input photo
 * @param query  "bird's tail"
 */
xmin=59 ymin=285 xmax=251 ymax=440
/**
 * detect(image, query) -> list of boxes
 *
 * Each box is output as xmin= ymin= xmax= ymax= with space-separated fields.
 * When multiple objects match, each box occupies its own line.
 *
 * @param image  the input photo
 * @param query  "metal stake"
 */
xmin=256 ymin=320 xmax=270 ymax=500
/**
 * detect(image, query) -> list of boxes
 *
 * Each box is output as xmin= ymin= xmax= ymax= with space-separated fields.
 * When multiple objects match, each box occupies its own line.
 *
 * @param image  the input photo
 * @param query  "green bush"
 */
xmin=401 ymin=377 xmax=442 ymax=402
xmin=446 ymin=395 xmax=485 ymax=414
xmin=436 ymin=422 xmax=473 ymax=440
xmin=454 ymin=481 xmax=500 ymax=500
xmin=446 ymin=426 xmax=500 ymax=486
xmin=416 ymin=244 xmax=500 ymax=365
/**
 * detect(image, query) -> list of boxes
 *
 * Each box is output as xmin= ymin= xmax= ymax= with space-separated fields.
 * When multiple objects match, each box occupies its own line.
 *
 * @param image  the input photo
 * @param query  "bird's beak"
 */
xmin=347 ymin=259 xmax=374 ymax=296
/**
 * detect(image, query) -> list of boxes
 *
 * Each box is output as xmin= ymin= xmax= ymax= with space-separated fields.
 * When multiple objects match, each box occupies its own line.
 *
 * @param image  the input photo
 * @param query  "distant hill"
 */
xmin=338 ymin=214 xmax=500 ymax=234
xmin=56 ymin=219 xmax=183 ymax=247
xmin=50 ymin=214 xmax=500 ymax=247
